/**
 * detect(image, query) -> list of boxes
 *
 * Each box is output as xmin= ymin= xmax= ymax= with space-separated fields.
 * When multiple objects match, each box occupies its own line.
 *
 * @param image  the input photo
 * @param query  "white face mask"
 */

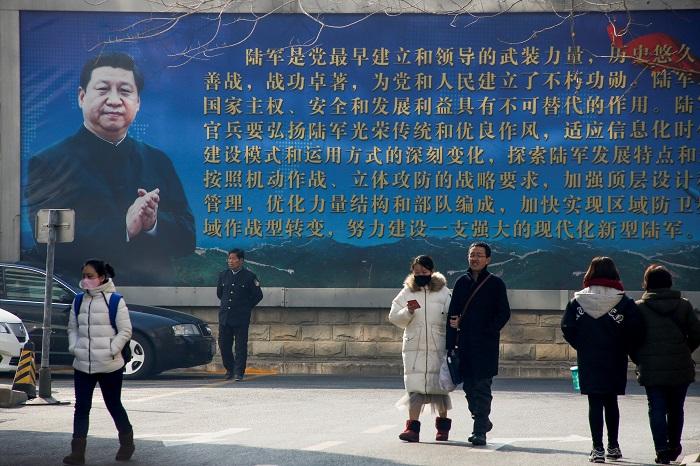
xmin=82 ymin=277 xmax=101 ymax=289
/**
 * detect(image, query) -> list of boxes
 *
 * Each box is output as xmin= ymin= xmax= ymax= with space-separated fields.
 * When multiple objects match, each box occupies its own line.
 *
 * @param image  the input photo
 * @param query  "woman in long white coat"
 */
xmin=389 ymin=255 xmax=452 ymax=443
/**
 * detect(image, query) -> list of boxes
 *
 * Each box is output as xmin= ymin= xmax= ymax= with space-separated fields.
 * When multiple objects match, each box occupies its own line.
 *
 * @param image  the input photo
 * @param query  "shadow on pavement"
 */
xmin=0 ymin=430 xmax=410 ymax=466
xmin=492 ymin=378 xmax=700 ymax=397
xmin=127 ymin=373 xmax=406 ymax=391
xmin=499 ymin=445 xmax=658 ymax=465
xmin=4 ymin=371 xmax=699 ymax=396
xmin=495 ymin=444 xmax=584 ymax=456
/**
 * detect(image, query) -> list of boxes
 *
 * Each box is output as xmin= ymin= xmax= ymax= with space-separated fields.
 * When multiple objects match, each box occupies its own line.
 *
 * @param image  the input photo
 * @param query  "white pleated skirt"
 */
xmin=395 ymin=392 xmax=452 ymax=414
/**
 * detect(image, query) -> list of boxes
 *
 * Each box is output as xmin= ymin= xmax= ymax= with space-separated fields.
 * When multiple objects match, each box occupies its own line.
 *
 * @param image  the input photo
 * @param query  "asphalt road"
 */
xmin=1 ymin=372 xmax=698 ymax=466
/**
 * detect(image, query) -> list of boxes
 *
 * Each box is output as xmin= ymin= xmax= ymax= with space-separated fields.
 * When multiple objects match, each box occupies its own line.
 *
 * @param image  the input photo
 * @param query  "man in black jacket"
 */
xmin=446 ymin=242 xmax=511 ymax=446
xmin=24 ymin=52 xmax=194 ymax=285
xmin=217 ymin=249 xmax=263 ymax=381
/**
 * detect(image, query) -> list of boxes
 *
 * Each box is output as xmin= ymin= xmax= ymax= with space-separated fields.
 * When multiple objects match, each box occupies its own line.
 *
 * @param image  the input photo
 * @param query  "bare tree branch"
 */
xmin=83 ymin=0 xmax=700 ymax=76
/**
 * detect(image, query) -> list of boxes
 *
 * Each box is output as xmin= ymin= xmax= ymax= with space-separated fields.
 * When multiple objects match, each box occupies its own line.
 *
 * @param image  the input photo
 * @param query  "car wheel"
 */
xmin=123 ymin=332 xmax=155 ymax=380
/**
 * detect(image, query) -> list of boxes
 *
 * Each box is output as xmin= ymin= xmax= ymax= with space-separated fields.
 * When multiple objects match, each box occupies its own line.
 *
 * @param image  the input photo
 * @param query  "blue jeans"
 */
xmin=73 ymin=368 xmax=131 ymax=438
xmin=645 ymin=384 xmax=689 ymax=452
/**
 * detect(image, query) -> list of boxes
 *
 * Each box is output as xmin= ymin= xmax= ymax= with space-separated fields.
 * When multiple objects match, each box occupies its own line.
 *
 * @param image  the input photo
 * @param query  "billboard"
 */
xmin=20 ymin=10 xmax=700 ymax=288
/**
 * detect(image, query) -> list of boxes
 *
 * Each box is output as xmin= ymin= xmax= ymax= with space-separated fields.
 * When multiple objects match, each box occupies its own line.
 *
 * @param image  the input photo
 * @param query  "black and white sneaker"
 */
xmin=606 ymin=446 xmax=622 ymax=460
xmin=589 ymin=448 xmax=606 ymax=463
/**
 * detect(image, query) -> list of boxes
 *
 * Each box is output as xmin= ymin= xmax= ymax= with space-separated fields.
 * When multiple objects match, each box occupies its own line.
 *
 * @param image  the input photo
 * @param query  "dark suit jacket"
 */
xmin=25 ymin=126 xmax=195 ymax=284
xmin=217 ymin=268 xmax=263 ymax=327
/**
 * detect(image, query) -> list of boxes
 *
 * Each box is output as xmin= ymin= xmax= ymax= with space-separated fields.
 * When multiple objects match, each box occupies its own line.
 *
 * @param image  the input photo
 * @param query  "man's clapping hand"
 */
xmin=126 ymin=188 xmax=160 ymax=239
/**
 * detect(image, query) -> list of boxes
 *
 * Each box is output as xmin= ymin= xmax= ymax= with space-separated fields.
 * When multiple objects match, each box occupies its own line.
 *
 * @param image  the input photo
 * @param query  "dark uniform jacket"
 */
xmin=25 ymin=127 xmax=195 ymax=284
xmin=634 ymin=289 xmax=700 ymax=387
xmin=561 ymin=289 xmax=644 ymax=395
xmin=217 ymin=267 xmax=263 ymax=327
xmin=446 ymin=267 xmax=511 ymax=380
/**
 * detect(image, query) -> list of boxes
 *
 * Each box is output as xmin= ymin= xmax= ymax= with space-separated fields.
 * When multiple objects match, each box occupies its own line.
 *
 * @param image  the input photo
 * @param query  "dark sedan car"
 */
xmin=0 ymin=263 xmax=216 ymax=379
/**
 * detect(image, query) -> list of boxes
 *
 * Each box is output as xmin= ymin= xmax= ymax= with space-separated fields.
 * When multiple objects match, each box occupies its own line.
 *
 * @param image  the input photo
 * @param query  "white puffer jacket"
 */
xmin=68 ymin=278 xmax=132 ymax=374
xmin=389 ymin=273 xmax=451 ymax=395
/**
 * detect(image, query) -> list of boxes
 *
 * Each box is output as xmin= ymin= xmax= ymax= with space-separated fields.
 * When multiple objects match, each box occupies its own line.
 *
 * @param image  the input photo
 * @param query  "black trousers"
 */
xmin=645 ymin=384 xmax=689 ymax=452
xmin=462 ymin=377 xmax=494 ymax=434
xmin=587 ymin=393 xmax=620 ymax=449
xmin=218 ymin=324 xmax=249 ymax=376
xmin=73 ymin=368 xmax=131 ymax=438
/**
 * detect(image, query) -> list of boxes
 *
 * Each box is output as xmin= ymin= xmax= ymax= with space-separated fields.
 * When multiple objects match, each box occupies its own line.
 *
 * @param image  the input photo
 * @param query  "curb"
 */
xmin=207 ymin=367 xmax=279 ymax=376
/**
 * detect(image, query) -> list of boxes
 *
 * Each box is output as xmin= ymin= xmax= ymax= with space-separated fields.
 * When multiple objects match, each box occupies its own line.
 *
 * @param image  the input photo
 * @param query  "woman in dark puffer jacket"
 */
xmin=633 ymin=265 xmax=700 ymax=465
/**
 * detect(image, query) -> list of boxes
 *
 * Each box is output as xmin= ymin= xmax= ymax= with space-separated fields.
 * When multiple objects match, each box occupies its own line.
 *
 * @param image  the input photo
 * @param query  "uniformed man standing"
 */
xmin=217 ymin=249 xmax=263 ymax=380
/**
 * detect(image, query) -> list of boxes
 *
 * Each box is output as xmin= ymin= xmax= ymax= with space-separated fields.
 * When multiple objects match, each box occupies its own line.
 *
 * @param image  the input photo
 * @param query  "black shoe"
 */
xmin=668 ymin=445 xmax=682 ymax=462
xmin=589 ymin=448 xmax=605 ymax=463
xmin=469 ymin=433 xmax=486 ymax=446
xmin=234 ymin=374 xmax=243 ymax=382
xmin=654 ymin=449 xmax=672 ymax=464
xmin=468 ymin=420 xmax=493 ymax=444
xmin=224 ymin=371 xmax=234 ymax=380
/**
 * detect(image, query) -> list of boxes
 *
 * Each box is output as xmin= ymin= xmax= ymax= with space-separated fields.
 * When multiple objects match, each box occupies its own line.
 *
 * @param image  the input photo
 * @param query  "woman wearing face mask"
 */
xmin=63 ymin=259 xmax=134 ymax=465
xmin=389 ymin=255 xmax=452 ymax=443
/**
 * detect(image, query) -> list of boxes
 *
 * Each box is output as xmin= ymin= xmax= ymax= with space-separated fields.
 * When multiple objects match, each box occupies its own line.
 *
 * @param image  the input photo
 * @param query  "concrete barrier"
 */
xmin=0 ymin=387 xmax=28 ymax=408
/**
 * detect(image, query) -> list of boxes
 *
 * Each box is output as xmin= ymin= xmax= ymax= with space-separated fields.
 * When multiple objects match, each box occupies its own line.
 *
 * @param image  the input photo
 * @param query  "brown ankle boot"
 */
xmin=398 ymin=420 xmax=420 ymax=442
xmin=435 ymin=417 xmax=452 ymax=441
xmin=116 ymin=429 xmax=135 ymax=461
xmin=63 ymin=437 xmax=86 ymax=465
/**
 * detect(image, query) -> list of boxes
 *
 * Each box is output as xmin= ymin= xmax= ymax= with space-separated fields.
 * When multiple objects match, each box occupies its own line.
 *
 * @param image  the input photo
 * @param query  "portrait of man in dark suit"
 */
xmin=25 ymin=52 xmax=195 ymax=284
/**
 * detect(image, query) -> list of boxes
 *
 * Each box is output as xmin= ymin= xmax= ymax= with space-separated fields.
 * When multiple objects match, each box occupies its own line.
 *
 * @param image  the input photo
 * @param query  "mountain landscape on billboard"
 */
xmin=172 ymin=238 xmax=700 ymax=291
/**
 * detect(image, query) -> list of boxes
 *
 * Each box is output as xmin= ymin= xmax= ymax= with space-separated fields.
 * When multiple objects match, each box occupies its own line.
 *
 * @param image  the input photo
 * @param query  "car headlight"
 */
xmin=0 ymin=323 xmax=9 ymax=333
xmin=172 ymin=324 xmax=200 ymax=336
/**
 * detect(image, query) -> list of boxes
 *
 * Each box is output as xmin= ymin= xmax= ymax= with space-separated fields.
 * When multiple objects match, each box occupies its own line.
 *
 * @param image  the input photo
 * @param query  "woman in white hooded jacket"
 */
xmin=389 ymin=255 xmax=452 ymax=443
xmin=63 ymin=259 xmax=134 ymax=465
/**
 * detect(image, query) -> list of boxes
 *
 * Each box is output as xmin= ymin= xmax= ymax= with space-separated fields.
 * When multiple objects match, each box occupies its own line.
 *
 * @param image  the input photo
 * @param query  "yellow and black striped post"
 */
xmin=12 ymin=341 xmax=36 ymax=399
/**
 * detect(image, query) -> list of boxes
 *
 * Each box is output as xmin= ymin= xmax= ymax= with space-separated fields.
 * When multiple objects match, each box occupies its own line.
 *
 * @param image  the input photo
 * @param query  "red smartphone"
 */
xmin=407 ymin=299 xmax=420 ymax=309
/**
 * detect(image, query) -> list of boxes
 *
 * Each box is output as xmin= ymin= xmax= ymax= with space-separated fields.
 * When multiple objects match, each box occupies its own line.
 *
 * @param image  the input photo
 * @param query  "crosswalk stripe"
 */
xmin=138 ymin=428 xmax=250 ymax=446
xmin=301 ymin=441 xmax=345 ymax=451
xmin=362 ymin=424 xmax=396 ymax=434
